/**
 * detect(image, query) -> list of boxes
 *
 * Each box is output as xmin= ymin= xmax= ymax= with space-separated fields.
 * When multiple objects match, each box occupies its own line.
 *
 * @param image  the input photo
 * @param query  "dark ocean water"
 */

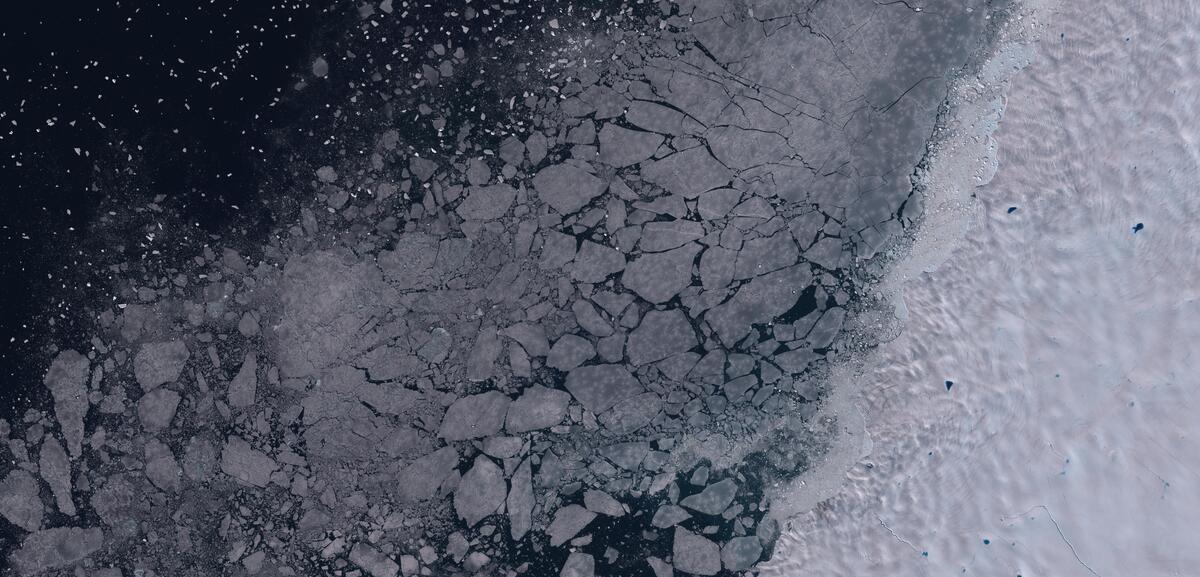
xmin=0 ymin=2 xmax=320 ymax=417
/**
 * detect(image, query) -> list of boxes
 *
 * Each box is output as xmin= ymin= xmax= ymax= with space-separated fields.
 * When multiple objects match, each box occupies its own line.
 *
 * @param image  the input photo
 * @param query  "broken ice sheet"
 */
xmin=0 ymin=0 xmax=1001 ymax=574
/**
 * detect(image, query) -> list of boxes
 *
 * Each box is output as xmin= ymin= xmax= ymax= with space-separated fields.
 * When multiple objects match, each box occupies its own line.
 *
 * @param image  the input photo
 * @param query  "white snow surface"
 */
xmin=765 ymin=1 xmax=1200 ymax=575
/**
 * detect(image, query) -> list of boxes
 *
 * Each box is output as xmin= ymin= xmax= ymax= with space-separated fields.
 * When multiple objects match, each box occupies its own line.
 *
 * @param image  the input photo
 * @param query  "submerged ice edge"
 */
xmin=761 ymin=0 xmax=1054 ymax=540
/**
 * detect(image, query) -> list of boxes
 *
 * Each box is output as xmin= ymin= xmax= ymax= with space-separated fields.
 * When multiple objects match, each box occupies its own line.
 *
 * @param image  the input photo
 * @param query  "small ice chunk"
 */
xmin=416 ymin=327 xmax=452 ymax=363
xmin=500 ymin=323 xmax=551 ymax=358
xmin=467 ymin=326 xmax=502 ymax=382
xmin=572 ymin=300 xmax=613 ymax=337
xmin=237 ymin=312 xmax=260 ymax=336
xmin=316 ymin=165 xmax=338 ymax=183
xmin=465 ymin=157 xmax=491 ymax=186
xmin=540 ymin=230 xmax=577 ymax=270
xmin=499 ymin=136 xmax=525 ymax=165
xmin=182 ymin=436 xmax=219 ymax=482
xmin=482 ymin=436 xmax=523 ymax=459
xmin=400 ymin=554 xmax=418 ymax=577
xmin=409 ymin=157 xmax=438 ymax=181
xmin=526 ymin=133 xmax=549 ymax=165
xmin=696 ymin=188 xmax=743 ymax=220
xmin=312 ymin=57 xmax=330 ymax=77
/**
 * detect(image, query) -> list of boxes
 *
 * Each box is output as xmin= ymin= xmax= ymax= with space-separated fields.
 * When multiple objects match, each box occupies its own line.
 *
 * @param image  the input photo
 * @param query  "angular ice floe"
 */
xmin=547 ymin=505 xmax=597 ymax=547
xmin=571 ymin=300 xmax=613 ymax=337
xmin=598 ymin=392 xmax=662 ymax=434
xmin=564 ymin=364 xmax=643 ymax=414
xmin=680 ymin=478 xmax=738 ymax=515
xmin=639 ymin=220 xmax=706 ymax=252
xmin=652 ymin=505 xmax=692 ymax=528
xmin=220 ymin=436 xmax=277 ymax=488
xmin=42 ymin=350 xmax=89 ymax=458
xmin=38 ymin=437 xmax=75 ymax=516
xmin=559 ymin=552 xmax=596 ymax=577
xmin=547 ymin=334 xmax=596 ymax=370
xmin=350 ymin=542 xmax=400 ymax=577
xmin=137 ymin=388 xmax=181 ymax=431
xmin=720 ymin=536 xmax=763 ymax=571
xmin=133 ymin=341 xmax=189 ymax=390
xmin=499 ymin=322 xmax=550 ymax=358
xmin=672 ymin=527 xmax=721 ymax=576
xmin=704 ymin=264 xmax=813 ymax=346
xmin=622 ymin=243 xmax=702 ymax=304
xmin=507 ymin=458 xmax=534 ymax=540
xmin=532 ymin=163 xmax=607 ymax=214
xmin=143 ymin=438 xmax=182 ymax=493
xmin=598 ymin=123 xmax=664 ymax=167
xmin=439 ymin=391 xmax=510 ymax=440
xmin=583 ymin=489 xmax=625 ymax=517
xmin=647 ymin=556 xmax=674 ymax=577
xmin=456 ymin=184 xmax=516 ymax=221
xmin=626 ymin=309 xmax=698 ymax=366
xmin=0 ymin=470 xmax=43 ymax=531
xmin=455 ymin=456 xmax=506 ymax=527
xmin=571 ymin=241 xmax=626 ymax=283
xmin=226 ymin=352 xmax=257 ymax=408
xmin=9 ymin=527 xmax=104 ymax=576
xmin=506 ymin=385 xmax=571 ymax=433
xmin=733 ymin=231 xmax=799 ymax=280
xmin=394 ymin=447 xmax=458 ymax=503
xmin=598 ymin=441 xmax=650 ymax=470
xmin=640 ymin=147 xmax=732 ymax=199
